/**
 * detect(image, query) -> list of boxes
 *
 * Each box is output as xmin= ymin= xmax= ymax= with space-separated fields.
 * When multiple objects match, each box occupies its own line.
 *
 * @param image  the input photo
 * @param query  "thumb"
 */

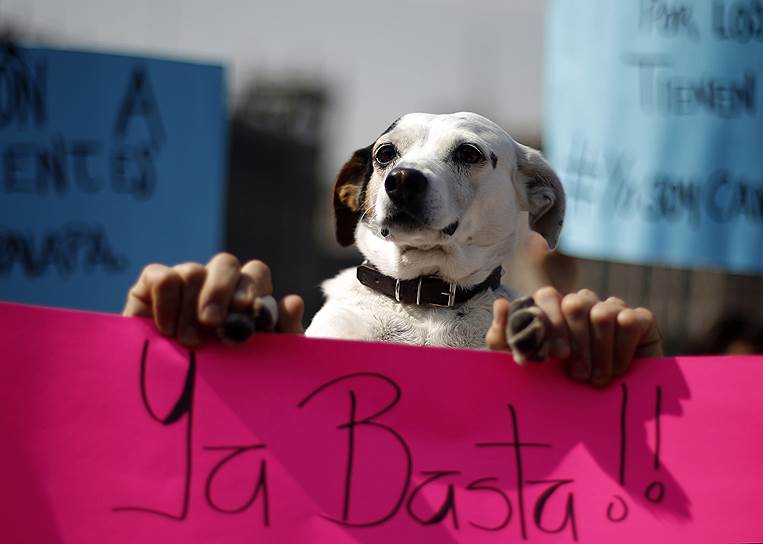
xmin=277 ymin=294 xmax=305 ymax=334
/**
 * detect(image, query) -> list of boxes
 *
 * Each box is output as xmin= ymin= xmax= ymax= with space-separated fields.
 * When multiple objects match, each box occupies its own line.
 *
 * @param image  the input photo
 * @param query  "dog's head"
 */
xmin=333 ymin=112 xmax=564 ymax=283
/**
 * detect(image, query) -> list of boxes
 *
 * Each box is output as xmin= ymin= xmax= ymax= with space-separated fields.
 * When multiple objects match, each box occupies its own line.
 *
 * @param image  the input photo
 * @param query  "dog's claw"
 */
xmin=253 ymin=295 xmax=279 ymax=332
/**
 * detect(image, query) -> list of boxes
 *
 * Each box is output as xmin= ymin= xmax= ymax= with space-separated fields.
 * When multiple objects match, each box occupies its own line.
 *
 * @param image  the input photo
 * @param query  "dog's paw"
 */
xmin=507 ymin=296 xmax=549 ymax=364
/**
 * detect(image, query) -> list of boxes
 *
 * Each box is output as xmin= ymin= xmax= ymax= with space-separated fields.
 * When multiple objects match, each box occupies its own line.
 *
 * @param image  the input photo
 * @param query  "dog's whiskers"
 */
xmin=358 ymin=206 xmax=371 ymax=225
xmin=359 ymin=205 xmax=390 ymax=238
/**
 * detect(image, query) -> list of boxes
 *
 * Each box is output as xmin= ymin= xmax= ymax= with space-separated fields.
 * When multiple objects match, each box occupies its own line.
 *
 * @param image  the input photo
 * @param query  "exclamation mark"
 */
xmin=606 ymin=383 xmax=629 ymax=523
xmin=618 ymin=382 xmax=628 ymax=486
xmin=644 ymin=385 xmax=665 ymax=503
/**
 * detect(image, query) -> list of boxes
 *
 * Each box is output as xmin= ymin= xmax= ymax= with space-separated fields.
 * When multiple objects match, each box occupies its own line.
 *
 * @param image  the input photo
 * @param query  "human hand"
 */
xmin=122 ymin=253 xmax=304 ymax=347
xmin=485 ymin=287 xmax=663 ymax=386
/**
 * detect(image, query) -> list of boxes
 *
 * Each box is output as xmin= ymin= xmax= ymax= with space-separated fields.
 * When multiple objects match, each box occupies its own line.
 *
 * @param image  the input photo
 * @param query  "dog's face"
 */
xmin=333 ymin=112 xmax=564 ymax=283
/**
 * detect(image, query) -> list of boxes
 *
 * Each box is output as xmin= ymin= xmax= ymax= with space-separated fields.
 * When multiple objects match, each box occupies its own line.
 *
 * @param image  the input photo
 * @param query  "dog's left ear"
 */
xmin=514 ymin=143 xmax=566 ymax=250
xmin=333 ymin=144 xmax=373 ymax=247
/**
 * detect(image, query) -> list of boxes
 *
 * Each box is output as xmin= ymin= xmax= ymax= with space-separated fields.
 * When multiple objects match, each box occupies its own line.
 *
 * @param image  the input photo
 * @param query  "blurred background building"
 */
xmin=1 ymin=0 xmax=761 ymax=353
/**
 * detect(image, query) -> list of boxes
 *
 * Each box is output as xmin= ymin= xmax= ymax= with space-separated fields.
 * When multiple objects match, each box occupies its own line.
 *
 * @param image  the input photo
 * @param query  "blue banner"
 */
xmin=0 ymin=46 xmax=226 ymax=311
xmin=545 ymin=0 xmax=763 ymax=273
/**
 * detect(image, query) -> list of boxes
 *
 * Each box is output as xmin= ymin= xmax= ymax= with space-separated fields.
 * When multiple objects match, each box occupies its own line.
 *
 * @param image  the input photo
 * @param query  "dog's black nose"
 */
xmin=385 ymin=168 xmax=428 ymax=204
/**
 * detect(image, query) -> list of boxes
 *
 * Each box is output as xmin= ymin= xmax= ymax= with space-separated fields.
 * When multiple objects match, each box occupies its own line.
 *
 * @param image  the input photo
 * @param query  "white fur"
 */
xmin=308 ymin=268 xmax=515 ymax=348
xmin=306 ymin=112 xmax=553 ymax=348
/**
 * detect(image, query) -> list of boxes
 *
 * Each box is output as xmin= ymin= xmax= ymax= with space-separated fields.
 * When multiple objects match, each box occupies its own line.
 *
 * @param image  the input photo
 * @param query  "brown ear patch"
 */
xmin=333 ymin=144 xmax=373 ymax=247
xmin=337 ymin=184 xmax=360 ymax=211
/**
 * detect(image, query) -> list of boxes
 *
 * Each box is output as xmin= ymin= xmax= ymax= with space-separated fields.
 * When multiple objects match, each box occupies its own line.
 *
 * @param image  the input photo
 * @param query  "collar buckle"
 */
xmin=430 ymin=280 xmax=457 ymax=308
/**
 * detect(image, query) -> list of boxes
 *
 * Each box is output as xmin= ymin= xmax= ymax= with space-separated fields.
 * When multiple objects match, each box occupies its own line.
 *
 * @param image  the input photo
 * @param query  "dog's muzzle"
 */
xmin=385 ymin=167 xmax=428 ymax=207
xmin=380 ymin=167 xmax=458 ymax=236
xmin=381 ymin=167 xmax=431 ymax=231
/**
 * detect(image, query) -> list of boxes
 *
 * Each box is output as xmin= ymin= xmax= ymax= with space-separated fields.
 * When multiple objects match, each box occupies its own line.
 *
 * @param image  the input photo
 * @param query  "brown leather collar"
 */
xmin=356 ymin=262 xmax=502 ymax=308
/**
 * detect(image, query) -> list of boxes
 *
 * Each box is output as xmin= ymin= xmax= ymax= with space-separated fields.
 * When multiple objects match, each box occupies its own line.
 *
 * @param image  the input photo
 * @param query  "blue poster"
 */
xmin=545 ymin=0 xmax=763 ymax=273
xmin=0 ymin=45 xmax=226 ymax=311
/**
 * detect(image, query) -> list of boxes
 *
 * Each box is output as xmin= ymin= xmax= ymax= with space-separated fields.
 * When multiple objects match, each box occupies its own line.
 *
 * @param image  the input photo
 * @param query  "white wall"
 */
xmin=1 ymin=0 xmax=545 ymax=182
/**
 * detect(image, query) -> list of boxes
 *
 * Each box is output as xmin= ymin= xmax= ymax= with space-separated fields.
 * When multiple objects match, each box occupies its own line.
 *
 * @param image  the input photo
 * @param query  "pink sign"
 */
xmin=1 ymin=301 xmax=762 ymax=543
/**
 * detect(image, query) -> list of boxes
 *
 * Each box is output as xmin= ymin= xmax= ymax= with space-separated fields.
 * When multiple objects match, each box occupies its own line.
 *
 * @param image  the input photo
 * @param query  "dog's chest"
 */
xmin=370 ymin=304 xmax=492 ymax=348
xmin=359 ymin=282 xmax=500 ymax=348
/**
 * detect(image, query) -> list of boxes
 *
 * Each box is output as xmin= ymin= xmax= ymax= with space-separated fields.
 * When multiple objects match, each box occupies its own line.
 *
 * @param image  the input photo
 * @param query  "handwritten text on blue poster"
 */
xmin=0 ymin=46 xmax=226 ymax=310
xmin=545 ymin=0 xmax=763 ymax=273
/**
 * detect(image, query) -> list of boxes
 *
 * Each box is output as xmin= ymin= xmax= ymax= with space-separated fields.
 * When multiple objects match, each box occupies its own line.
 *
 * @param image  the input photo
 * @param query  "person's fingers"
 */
xmin=123 ymin=266 xmax=156 ymax=317
xmin=560 ymin=289 xmax=599 ymax=381
xmin=634 ymin=307 xmax=663 ymax=358
xmin=123 ymin=264 xmax=183 ymax=337
xmin=150 ymin=267 xmax=183 ymax=337
xmin=173 ymin=263 xmax=207 ymax=347
xmin=123 ymin=264 xmax=170 ymax=315
xmin=241 ymin=260 xmax=273 ymax=307
xmin=243 ymin=260 xmax=276 ymax=331
xmin=123 ymin=293 xmax=152 ymax=318
xmin=588 ymin=297 xmax=626 ymax=387
xmin=613 ymin=309 xmax=642 ymax=375
xmin=486 ymin=298 xmax=511 ymax=352
xmin=124 ymin=256 xmax=289 ymax=344
xmin=532 ymin=286 xmax=571 ymax=359
xmin=276 ymin=294 xmax=305 ymax=334
xmin=235 ymin=260 xmax=274 ymax=312
xmin=612 ymin=307 xmax=663 ymax=373
xmin=197 ymin=253 xmax=242 ymax=327
xmin=230 ymin=273 xmax=255 ymax=313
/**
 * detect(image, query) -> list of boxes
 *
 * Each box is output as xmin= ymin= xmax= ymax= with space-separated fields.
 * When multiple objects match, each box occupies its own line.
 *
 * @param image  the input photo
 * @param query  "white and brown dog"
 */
xmin=125 ymin=112 xmax=661 ymax=381
xmin=306 ymin=112 xmax=564 ymax=350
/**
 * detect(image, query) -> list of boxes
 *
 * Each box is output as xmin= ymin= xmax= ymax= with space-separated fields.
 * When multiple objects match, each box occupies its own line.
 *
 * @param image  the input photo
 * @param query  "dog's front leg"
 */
xmin=305 ymin=302 xmax=374 ymax=341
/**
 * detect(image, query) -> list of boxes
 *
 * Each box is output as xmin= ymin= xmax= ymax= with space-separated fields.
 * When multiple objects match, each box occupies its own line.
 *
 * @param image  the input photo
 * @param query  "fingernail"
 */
xmin=180 ymin=327 xmax=199 ymax=346
xmin=201 ymin=304 xmax=222 ymax=325
xmin=233 ymin=286 xmax=252 ymax=305
xmin=571 ymin=362 xmax=590 ymax=380
xmin=159 ymin=320 xmax=176 ymax=337
xmin=552 ymin=338 xmax=571 ymax=359
xmin=591 ymin=367 xmax=610 ymax=386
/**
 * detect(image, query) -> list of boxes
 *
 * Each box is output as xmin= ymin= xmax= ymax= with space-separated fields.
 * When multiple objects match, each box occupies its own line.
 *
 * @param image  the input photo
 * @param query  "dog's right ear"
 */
xmin=333 ymin=144 xmax=373 ymax=247
xmin=514 ymin=143 xmax=566 ymax=250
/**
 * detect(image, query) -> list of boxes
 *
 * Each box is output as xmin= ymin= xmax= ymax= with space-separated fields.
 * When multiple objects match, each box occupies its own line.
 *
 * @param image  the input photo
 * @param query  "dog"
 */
xmin=305 ymin=112 xmax=564 ymax=350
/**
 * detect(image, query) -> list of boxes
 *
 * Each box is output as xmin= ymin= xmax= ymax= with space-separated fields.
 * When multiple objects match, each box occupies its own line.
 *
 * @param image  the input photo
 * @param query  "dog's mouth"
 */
xmin=442 ymin=221 xmax=459 ymax=236
xmin=378 ymin=212 xmax=459 ymax=239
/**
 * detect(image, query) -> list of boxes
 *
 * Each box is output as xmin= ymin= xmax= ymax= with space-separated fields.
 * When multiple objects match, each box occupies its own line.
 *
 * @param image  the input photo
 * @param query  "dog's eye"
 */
xmin=455 ymin=143 xmax=485 ymax=164
xmin=374 ymin=144 xmax=397 ymax=166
